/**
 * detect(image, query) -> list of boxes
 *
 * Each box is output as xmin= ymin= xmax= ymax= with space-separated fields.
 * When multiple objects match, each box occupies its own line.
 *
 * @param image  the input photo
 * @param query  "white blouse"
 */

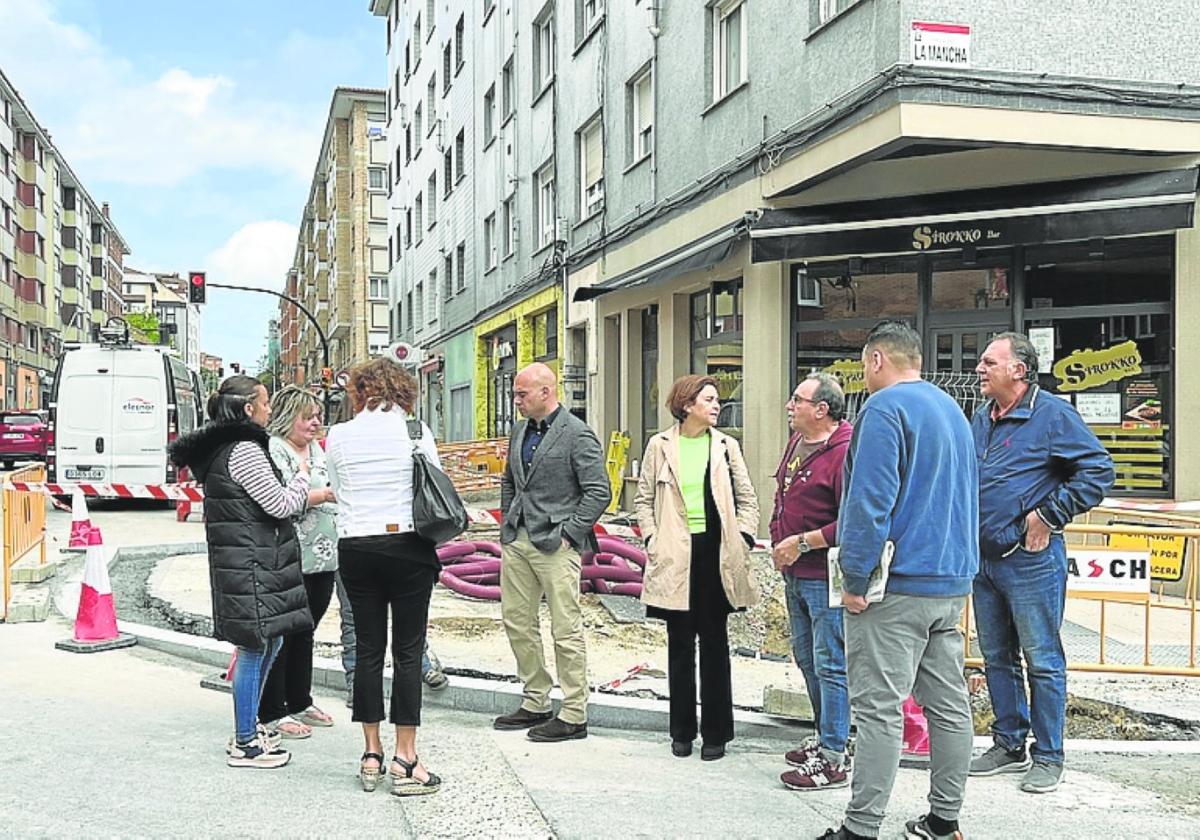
xmin=324 ymin=406 xmax=442 ymax=540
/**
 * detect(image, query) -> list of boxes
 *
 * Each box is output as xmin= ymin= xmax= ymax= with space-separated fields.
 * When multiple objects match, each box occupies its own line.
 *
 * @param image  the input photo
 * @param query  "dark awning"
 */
xmin=750 ymin=168 xmax=1200 ymax=262
xmin=573 ymin=221 xmax=749 ymax=302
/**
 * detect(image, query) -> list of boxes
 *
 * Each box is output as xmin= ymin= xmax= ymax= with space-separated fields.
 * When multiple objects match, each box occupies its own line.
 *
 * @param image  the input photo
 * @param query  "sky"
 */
xmin=0 ymin=0 xmax=384 ymax=371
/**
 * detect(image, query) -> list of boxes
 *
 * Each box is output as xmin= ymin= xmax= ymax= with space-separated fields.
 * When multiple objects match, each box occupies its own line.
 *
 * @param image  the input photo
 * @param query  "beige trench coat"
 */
xmin=634 ymin=425 xmax=761 ymax=612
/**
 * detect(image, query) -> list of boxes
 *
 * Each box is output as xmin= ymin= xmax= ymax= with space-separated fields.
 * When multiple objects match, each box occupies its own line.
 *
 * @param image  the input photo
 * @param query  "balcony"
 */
xmin=16 ymin=250 xmax=46 ymax=282
xmin=0 ymin=281 xmax=15 ymax=312
xmin=329 ymin=310 xmax=351 ymax=340
xmin=18 ymin=298 xmax=46 ymax=326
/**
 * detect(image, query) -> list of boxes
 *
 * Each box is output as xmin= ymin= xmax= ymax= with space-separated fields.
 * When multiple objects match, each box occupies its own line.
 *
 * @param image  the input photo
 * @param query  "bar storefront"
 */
xmin=751 ymin=169 xmax=1197 ymax=497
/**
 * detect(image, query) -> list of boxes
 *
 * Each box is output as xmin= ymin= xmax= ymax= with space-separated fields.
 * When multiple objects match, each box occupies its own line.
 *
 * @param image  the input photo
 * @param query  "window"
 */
xmin=443 ymin=43 xmax=453 ymax=94
xmin=641 ymin=305 xmax=659 ymax=450
xmin=414 ymin=194 xmax=424 ymax=243
xmin=369 ymin=276 xmax=388 ymax=299
xmin=427 ymin=173 xmax=437 ymax=227
xmin=578 ymin=117 xmax=604 ymax=218
xmin=691 ymin=281 xmax=744 ymax=439
xmin=532 ymin=308 xmax=557 ymax=360
xmin=816 ymin=0 xmax=861 ymax=26
xmin=483 ymin=0 xmax=496 ymax=21
xmin=483 ymin=84 xmax=497 ymax=145
xmin=794 ymin=264 xmax=821 ymax=307
xmin=577 ymin=0 xmax=604 ymax=41
xmin=443 ymin=149 xmax=453 ymax=198
xmin=712 ymin=0 xmax=747 ymax=101
xmin=502 ymin=196 xmax=516 ymax=257
xmin=455 ymin=16 xmax=465 ymax=71
xmin=405 ymin=124 xmax=413 ymax=163
xmin=368 ymin=167 xmax=386 ymax=190
xmin=415 ymin=281 xmax=424 ymax=328
xmin=629 ymin=69 xmax=653 ymax=162
xmin=456 ymin=242 xmax=466 ymax=290
xmin=502 ymin=57 xmax=515 ymax=120
xmin=428 ymin=268 xmax=438 ymax=320
xmin=427 ymin=0 xmax=436 ymax=31
xmin=406 ymin=290 xmax=414 ymax=329
xmin=484 ymin=213 xmax=497 ymax=269
xmin=413 ymin=104 xmax=423 ymax=153
xmin=427 ymin=75 xmax=437 ymax=130
xmin=535 ymin=161 xmax=556 ymax=249
xmin=444 ymin=252 xmax=454 ymax=299
xmin=413 ymin=15 xmax=422 ymax=66
xmin=405 ymin=208 xmax=413 ymax=247
xmin=534 ymin=10 xmax=555 ymax=92
xmin=455 ymin=130 xmax=466 ymax=181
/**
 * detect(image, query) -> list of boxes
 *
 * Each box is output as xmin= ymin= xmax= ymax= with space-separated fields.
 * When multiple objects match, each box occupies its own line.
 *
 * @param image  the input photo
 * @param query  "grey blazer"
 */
xmin=500 ymin=409 xmax=612 ymax=554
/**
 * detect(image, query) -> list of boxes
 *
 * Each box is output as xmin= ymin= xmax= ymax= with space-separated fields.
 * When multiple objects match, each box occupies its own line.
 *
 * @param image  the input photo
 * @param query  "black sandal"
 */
xmin=360 ymin=752 xmax=384 ymax=792
xmin=390 ymin=754 xmax=442 ymax=796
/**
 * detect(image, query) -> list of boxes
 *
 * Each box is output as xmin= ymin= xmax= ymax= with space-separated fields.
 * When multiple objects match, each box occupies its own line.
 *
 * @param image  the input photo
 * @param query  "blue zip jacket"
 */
xmin=837 ymin=380 xmax=979 ymax=598
xmin=972 ymin=384 xmax=1115 ymax=560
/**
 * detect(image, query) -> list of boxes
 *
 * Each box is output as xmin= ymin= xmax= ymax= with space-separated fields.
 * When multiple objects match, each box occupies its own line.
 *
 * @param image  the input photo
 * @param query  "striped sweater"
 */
xmin=228 ymin=441 xmax=309 ymax=519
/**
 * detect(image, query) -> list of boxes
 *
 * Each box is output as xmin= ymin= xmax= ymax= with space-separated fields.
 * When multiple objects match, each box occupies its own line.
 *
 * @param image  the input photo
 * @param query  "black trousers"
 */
xmin=259 ymin=571 xmax=335 ymax=723
xmin=338 ymin=533 xmax=438 ymax=727
xmin=662 ymin=528 xmax=734 ymax=746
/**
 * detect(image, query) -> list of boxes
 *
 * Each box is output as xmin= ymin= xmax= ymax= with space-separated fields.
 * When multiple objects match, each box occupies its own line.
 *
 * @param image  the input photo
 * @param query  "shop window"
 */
xmin=532 ymin=308 xmax=558 ymax=360
xmin=691 ymin=281 xmax=743 ymax=440
xmin=793 ymin=264 xmax=820 ymax=307
xmin=641 ymin=304 xmax=659 ymax=447
xmin=1024 ymin=239 xmax=1172 ymax=309
xmin=801 ymin=260 xmax=919 ymax=324
xmin=931 ymin=266 xmax=1010 ymax=312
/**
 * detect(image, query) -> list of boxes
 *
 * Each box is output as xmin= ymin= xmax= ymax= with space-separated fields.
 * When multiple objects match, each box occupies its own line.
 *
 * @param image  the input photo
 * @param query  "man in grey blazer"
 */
xmin=494 ymin=362 xmax=611 ymax=742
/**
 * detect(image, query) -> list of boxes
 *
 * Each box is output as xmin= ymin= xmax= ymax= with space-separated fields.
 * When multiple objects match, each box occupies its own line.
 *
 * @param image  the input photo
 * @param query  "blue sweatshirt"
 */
xmin=837 ymin=380 xmax=979 ymax=597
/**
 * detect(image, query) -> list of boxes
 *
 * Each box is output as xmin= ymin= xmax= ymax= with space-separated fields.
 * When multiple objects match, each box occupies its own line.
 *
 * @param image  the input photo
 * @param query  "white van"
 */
xmin=49 ymin=343 xmax=203 ymax=486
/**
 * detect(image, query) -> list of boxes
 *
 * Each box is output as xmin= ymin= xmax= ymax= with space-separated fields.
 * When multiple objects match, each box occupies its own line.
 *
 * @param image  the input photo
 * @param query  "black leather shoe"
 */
xmin=493 ymin=707 xmax=553 ymax=731
xmin=527 ymin=717 xmax=588 ymax=742
xmin=701 ymin=743 xmax=726 ymax=761
xmin=671 ymin=740 xmax=693 ymax=757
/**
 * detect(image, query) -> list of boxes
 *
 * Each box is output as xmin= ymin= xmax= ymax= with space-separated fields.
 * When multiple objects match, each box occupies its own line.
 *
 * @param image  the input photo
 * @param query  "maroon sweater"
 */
xmin=768 ymin=420 xmax=852 ymax=579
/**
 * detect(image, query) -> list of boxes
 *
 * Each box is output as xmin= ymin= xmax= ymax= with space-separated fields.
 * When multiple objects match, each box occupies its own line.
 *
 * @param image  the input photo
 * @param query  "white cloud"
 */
xmin=0 ymin=1 xmax=321 ymax=186
xmin=203 ymin=221 xmax=298 ymax=292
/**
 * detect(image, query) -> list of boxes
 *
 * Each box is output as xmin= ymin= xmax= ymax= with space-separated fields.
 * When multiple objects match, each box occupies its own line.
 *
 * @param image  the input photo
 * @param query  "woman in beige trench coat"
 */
xmin=635 ymin=374 xmax=760 ymax=761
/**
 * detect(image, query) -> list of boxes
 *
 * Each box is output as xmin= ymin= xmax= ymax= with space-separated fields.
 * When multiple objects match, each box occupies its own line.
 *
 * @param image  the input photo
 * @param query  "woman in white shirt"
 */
xmin=325 ymin=358 xmax=442 ymax=797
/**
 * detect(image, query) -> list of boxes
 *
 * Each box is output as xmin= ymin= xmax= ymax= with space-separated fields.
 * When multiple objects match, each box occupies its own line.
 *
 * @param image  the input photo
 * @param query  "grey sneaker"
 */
xmin=422 ymin=651 xmax=449 ymax=690
xmin=968 ymin=743 xmax=1031 ymax=776
xmin=1020 ymin=760 xmax=1064 ymax=793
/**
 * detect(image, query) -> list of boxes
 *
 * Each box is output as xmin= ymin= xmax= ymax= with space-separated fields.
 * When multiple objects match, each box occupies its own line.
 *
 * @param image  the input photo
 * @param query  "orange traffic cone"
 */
xmin=55 ymin=526 xmax=136 ymax=653
xmin=64 ymin=489 xmax=93 ymax=552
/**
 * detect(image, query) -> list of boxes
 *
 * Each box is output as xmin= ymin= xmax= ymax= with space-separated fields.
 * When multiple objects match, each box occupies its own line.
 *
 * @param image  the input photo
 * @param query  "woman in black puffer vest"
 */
xmin=169 ymin=375 xmax=313 ymax=770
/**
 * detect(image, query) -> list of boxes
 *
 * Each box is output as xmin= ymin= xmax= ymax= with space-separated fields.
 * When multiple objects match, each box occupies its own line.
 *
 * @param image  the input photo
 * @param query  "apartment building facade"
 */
xmin=0 ymin=67 xmax=128 ymax=410
xmin=284 ymin=87 xmax=390 ymax=391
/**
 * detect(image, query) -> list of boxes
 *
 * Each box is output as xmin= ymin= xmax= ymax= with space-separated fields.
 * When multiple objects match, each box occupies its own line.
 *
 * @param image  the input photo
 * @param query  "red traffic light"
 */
xmin=188 ymin=271 xmax=207 ymax=304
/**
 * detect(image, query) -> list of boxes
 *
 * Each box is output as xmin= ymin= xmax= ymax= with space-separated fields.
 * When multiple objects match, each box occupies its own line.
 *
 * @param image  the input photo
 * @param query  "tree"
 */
xmin=200 ymin=366 xmax=220 ymax=394
xmin=257 ymin=370 xmax=275 ymax=392
xmin=125 ymin=311 xmax=160 ymax=345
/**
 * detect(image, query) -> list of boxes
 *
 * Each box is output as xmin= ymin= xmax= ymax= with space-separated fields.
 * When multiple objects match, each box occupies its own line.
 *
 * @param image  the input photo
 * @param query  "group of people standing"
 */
xmin=171 ymin=318 xmax=1113 ymax=836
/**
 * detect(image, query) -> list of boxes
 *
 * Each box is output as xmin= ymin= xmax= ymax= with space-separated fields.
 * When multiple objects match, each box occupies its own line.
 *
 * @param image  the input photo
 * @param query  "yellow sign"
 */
xmin=1108 ymin=532 xmax=1186 ymax=583
xmin=1052 ymin=341 xmax=1142 ymax=392
xmin=823 ymin=359 xmax=866 ymax=395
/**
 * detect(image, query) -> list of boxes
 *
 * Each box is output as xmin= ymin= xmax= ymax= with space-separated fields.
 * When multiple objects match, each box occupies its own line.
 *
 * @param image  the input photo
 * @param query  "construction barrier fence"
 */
xmin=2 ymin=464 xmax=47 ymax=621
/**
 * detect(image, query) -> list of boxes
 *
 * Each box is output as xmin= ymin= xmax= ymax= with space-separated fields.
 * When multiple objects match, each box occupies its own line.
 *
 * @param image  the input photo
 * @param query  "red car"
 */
xmin=0 ymin=412 xmax=48 ymax=470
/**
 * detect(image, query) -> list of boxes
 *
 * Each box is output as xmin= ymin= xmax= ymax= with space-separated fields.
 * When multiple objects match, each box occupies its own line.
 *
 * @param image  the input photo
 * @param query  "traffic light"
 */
xmin=230 ymin=362 xmax=241 ymax=374
xmin=321 ymin=367 xmax=333 ymax=387
xmin=188 ymin=271 xmax=207 ymax=304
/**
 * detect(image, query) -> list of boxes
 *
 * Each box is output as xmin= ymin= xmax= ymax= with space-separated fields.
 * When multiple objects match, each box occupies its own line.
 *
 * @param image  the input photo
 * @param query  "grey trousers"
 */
xmin=842 ymin=593 xmax=973 ymax=838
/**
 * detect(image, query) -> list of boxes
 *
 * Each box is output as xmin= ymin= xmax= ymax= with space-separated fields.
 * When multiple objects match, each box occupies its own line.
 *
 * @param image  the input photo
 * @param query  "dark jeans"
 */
xmin=339 ymin=533 xmax=438 ymax=727
xmin=259 ymin=571 xmax=335 ymax=723
xmin=974 ymin=539 xmax=1069 ymax=764
xmin=662 ymin=528 xmax=734 ymax=746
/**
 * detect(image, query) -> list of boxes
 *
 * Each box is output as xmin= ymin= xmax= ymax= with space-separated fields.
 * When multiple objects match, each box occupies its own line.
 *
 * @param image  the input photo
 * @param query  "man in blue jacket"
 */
xmin=820 ymin=321 xmax=977 ymax=840
xmin=969 ymin=332 xmax=1114 ymax=794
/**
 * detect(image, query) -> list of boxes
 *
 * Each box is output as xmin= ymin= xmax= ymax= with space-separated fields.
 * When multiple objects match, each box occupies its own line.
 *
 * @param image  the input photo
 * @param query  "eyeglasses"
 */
xmin=787 ymin=395 xmax=821 ymax=406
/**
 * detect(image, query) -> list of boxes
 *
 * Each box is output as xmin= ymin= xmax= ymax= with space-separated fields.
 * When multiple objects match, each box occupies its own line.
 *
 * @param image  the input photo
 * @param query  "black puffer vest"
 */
xmin=168 ymin=421 xmax=312 ymax=648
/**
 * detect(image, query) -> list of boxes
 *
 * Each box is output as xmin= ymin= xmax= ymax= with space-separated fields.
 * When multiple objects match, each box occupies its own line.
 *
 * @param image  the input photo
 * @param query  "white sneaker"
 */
xmin=227 ymin=734 xmax=291 ymax=769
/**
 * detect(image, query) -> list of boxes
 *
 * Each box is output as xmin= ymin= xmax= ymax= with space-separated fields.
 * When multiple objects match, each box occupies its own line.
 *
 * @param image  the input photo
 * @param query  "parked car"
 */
xmin=0 ymin=412 xmax=48 ymax=470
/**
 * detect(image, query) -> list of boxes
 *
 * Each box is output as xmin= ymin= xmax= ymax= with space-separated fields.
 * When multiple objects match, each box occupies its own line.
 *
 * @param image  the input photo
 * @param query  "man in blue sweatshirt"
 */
xmin=968 ymin=332 xmax=1113 ymax=794
xmin=819 ymin=321 xmax=977 ymax=840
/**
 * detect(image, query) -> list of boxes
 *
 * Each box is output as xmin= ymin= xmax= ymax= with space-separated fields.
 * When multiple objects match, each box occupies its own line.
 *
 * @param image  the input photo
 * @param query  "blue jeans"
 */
xmin=232 ymin=637 xmax=283 ymax=744
xmin=973 ymin=538 xmax=1068 ymax=764
xmin=784 ymin=575 xmax=850 ymax=757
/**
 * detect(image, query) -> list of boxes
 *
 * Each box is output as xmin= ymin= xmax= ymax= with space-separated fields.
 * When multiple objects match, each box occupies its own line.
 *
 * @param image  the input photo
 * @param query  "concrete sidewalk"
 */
xmin=1 ymin=618 xmax=1198 ymax=839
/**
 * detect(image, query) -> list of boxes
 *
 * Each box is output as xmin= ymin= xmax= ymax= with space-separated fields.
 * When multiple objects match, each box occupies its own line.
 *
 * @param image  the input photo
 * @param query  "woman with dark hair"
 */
xmin=258 ymin=386 xmax=339 ymax=740
xmin=168 ymin=375 xmax=313 ymax=769
xmin=324 ymin=358 xmax=442 ymax=796
xmin=634 ymin=374 xmax=760 ymax=761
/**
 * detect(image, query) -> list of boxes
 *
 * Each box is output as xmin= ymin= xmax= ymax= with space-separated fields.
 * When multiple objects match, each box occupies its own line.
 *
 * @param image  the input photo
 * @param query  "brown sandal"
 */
xmin=360 ymin=752 xmax=384 ymax=792
xmin=390 ymin=754 xmax=441 ymax=796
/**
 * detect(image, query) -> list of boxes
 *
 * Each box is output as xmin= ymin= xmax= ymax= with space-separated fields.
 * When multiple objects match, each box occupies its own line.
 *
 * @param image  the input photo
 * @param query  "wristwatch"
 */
xmin=796 ymin=538 xmax=811 ymax=557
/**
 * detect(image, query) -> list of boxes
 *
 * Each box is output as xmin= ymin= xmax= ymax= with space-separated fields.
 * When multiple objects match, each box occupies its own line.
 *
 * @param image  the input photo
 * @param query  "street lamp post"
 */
xmin=207 ymin=282 xmax=332 ymax=419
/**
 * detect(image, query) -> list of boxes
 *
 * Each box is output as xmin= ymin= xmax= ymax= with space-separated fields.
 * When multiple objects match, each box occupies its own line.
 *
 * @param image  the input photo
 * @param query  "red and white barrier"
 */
xmin=3 ymin=480 xmax=204 ymax=501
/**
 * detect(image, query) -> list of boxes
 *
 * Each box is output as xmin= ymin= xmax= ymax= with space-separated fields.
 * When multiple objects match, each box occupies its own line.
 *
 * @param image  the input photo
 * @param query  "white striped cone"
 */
xmin=66 ymin=489 xmax=93 ymax=550
xmin=73 ymin=527 xmax=119 ymax=643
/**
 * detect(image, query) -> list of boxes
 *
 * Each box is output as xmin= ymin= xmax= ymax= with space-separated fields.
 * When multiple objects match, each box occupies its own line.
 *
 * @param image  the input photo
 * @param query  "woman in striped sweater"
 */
xmin=169 ymin=375 xmax=314 ymax=769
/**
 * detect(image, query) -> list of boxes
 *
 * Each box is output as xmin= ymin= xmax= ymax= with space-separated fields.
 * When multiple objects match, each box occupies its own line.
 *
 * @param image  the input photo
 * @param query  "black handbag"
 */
xmin=407 ymin=419 xmax=469 ymax=545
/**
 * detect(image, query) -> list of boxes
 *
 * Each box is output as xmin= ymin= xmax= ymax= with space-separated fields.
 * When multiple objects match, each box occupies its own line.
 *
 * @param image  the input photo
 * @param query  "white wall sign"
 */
xmin=1067 ymin=548 xmax=1151 ymax=602
xmin=911 ymin=21 xmax=971 ymax=68
xmin=1028 ymin=326 xmax=1054 ymax=374
xmin=386 ymin=341 xmax=418 ymax=366
xmin=1075 ymin=392 xmax=1121 ymax=425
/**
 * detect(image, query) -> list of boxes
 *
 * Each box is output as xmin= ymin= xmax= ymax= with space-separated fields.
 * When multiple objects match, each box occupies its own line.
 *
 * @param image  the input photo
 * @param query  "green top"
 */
xmin=269 ymin=437 xmax=339 ymax=574
xmin=678 ymin=431 xmax=711 ymax=534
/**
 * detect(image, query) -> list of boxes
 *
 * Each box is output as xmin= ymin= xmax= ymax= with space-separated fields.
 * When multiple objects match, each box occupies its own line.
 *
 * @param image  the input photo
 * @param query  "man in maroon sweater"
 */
xmin=772 ymin=371 xmax=854 ymax=792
